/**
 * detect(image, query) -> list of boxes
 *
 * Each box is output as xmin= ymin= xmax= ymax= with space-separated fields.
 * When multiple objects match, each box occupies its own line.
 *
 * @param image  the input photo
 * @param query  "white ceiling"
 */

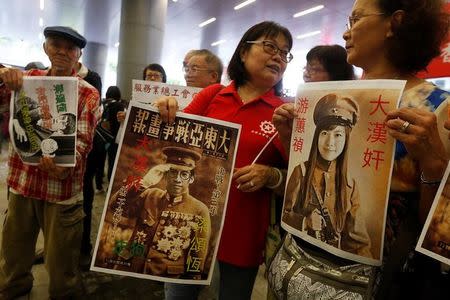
xmin=0 ymin=0 xmax=356 ymax=91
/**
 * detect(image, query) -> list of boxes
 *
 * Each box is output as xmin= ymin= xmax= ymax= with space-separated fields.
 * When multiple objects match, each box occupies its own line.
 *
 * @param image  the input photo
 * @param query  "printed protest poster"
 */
xmin=281 ymin=80 xmax=406 ymax=266
xmin=92 ymin=101 xmax=241 ymax=284
xmin=9 ymin=76 xmax=78 ymax=166
xmin=416 ymin=162 xmax=450 ymax=265
xmin=132 ymin=80 xmax=202 ymax=110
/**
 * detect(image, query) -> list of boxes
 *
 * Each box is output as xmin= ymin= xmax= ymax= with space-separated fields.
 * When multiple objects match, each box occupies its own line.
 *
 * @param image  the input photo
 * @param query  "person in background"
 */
xmin=77 ymin=56 xmax=103 ymax=194
xmin=183 ymin=49 xmax=223 ymax=88
xmin=303 ymin=45 xmax=355 ymax=82
xmin=80 ymin=64 xmax=103 ymax=193
xmin=143 ymin=63 xmax=167 ymax=82
xmin=101 ymin=86 xmax=125 ymax=180
xmin=0 ymin=25 xmax=100 ymax=299
xmin=117 ymin=52 xmax=223 ymax=124
xmin=116 ymin=63 xmax=168 ymax=125
xmin=76 ymin=61 xmax=102 ymax=96
xmin=78 ymin=58 xmax=104 ymax=272
xmin=156 ymin=21 xmax=292 ymax=300
xmin=270 ymin=0 xmax=450 ymax=299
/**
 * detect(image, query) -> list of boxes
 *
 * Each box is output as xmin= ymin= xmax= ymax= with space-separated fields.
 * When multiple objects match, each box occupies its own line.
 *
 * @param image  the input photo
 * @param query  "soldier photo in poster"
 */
xmin=109 ymin=146 xmax=211 ymax=277
xmin=416 ymin=163 xmax=450 ymax=265
xmin=281 ymin=80 xmax=406 ymax=266
xmin=92 ymin=102 xmax=240 ymax=284
xmin=283 ymin=93 xmax=372 ymax=257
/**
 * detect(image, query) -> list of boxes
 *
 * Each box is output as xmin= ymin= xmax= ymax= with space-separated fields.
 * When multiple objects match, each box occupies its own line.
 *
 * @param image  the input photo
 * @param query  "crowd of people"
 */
xmin=0 ymin=0 xmax=449 ymax=299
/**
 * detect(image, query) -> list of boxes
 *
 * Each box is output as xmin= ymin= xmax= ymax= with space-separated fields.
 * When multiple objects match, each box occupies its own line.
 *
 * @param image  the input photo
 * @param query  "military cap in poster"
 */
xmin=313 ymin=93 xmax=359 ymax=128
xmin=163 ymin=146 xmax=202 ymax=171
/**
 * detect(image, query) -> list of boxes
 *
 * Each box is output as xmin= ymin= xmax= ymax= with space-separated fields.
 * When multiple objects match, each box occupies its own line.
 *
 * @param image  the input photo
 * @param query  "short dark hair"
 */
xmin=227 ymin=21 xmax=293 ymax=96
xmin=60 ymin=113 xmax=76 ymax=134
xmin=105 ymin=86 xmax=121 ymax=100
xmin=306 ymin=45 xmax=355 ymax=80
xmin=193 ymin=49 xmax=223 ymax=83
xmin=142 ymin=63 xmax=167 ymax=82
xmin=377 ymin=0 xmax=450 ymax=74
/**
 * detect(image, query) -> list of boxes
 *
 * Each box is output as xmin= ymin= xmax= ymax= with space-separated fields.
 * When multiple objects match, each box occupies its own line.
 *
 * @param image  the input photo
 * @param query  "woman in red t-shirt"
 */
xmin=157 ymin=21 xmax=293 ymax=300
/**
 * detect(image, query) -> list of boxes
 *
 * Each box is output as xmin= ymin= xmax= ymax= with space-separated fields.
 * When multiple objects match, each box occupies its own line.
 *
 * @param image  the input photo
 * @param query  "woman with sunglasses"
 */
xmin=270 ymin=0 xmax=449 ymax=299
xmin=156 ymin=21 xmax=293 ymax=299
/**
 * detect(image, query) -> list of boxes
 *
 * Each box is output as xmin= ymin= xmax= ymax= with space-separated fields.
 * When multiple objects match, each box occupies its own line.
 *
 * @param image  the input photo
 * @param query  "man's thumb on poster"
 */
xmin=141 ymin=164 xmax=170 ymax=188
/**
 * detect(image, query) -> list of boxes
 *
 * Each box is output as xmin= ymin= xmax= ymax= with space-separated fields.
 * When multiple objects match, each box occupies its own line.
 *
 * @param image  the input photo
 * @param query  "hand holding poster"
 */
xmin=416 ymin=162 xmax=450 ymax=265
xmin=282 ymin=80 xmax=406 ymax=266
xmin=131 ymin=80 xmax=202 ymax=110
xmin=9 ymin=76 xmax=78 ymax=166
xmin=92 ymin=102 xmax=241 ymax=284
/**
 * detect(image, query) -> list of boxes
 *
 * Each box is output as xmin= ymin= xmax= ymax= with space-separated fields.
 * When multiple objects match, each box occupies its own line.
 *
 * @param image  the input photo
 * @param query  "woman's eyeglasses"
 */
xmin=303 ymin=65 xmax=326 ymax=75
xmin=145 ymin=72 xmax=162 ymax=80
xmin=346 ymin=12 xmax=385 ymax=30
xmin=246 ymin=40 xmax=293 ymax=63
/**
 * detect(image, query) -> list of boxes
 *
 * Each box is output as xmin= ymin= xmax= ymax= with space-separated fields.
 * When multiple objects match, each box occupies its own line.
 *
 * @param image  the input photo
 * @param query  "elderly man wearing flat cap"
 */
xmin=111 ymin=146 xmax=211 ymax=279
xmin=283 ymin=93 xmax=372 ymax=257
xmin=0 ymin=26 xmax=100 ymax=299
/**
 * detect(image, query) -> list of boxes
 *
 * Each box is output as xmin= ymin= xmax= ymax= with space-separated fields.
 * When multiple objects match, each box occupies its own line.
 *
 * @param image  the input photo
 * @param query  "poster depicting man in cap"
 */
xmin=9 ymin=76 xmax=78 ymax=166
xmin=91 ymin=101 xmax=240 ymax=284
xmin=282 ymin=80 xmax=406 ymax=266
xmin=416 ymin=162 xmax=450 ymax=266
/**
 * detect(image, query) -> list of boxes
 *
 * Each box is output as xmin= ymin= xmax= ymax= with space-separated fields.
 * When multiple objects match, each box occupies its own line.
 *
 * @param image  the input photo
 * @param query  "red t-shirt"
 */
xmin=184 ymin=81 xmax=287 ymax=267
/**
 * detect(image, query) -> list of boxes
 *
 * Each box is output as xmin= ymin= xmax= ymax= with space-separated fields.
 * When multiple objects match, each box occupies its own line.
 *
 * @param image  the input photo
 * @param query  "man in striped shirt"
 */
xmin=0 ymin=26 xmax=100 ymax=299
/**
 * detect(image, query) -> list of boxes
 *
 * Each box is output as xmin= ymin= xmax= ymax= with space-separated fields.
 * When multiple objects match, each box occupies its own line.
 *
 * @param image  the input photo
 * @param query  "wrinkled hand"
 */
xmin=0 ymin=67 xmax=23 ymax=91
xmin=139 ymin=187 xmax=167 ymax=200
xmin=233 ymin=164 xmax=272 ymax=192
xmin=117 ymin=111 xmax=126 ymax=123
xmin=38 ymin=156 xmax=71 ymax=180
xmin=385 ymin=107 xmax=446 ymax=166
xmin=154 ymin=96 xmax=178 ymax=124
xmin=305 ymin=209 xmax=325 ymax=232
xmin=273 ymin=103 xmax=296 ymax=147
xmin=12 ymin=119 xmax=27 ymax=142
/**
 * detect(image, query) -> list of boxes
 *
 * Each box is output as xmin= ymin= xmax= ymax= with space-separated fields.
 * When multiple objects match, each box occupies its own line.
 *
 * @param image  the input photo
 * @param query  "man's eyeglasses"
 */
xmin=145 ymin=72 xmax=162 ymax=80
xmin=346 ymin=13 xmax=385 ymax=30
xmin=168 ymin=168 xmax=191 ymax=181
xmin=246 ymin=40 xmax=293 ymax=63
xmin=183 ymin=65 xmax=211 ymax=74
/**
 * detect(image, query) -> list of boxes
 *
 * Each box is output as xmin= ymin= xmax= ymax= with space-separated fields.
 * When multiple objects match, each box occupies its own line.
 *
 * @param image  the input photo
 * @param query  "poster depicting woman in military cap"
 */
xmin=282 ymin=80 xmax=406 ymax=266
xmin=91 ymin=101 xmax=240 ymax=285
xmin=416 ymin=162 xmax=450 ymax=266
